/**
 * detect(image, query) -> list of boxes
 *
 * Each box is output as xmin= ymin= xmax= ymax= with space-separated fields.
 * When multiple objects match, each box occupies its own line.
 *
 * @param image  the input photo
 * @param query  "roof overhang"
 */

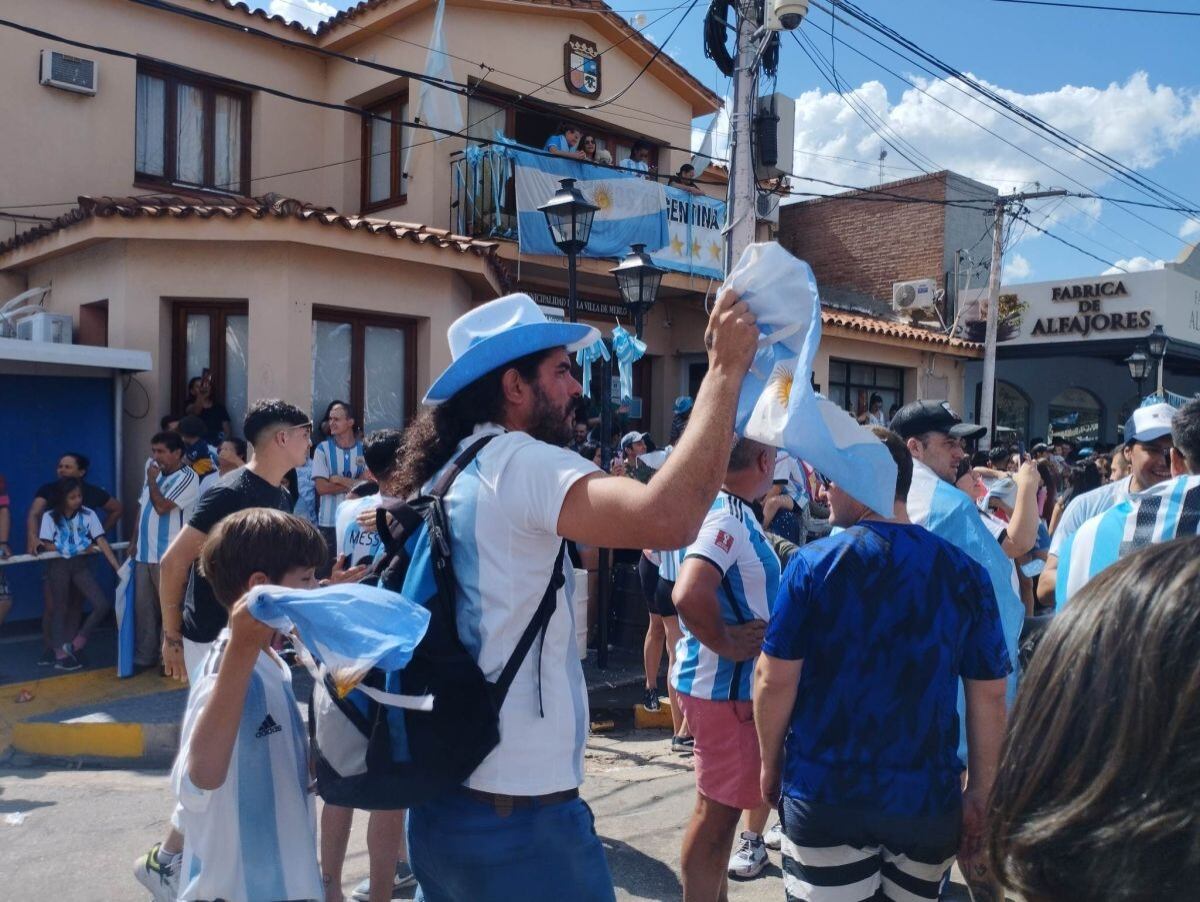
xmin=0 ymin=336 xmax=151 ymax=372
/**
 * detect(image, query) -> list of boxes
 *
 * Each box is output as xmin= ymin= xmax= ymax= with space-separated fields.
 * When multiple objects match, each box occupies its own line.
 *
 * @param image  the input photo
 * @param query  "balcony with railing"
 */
xmin=450 ymin=146 xmax=516 ymax=240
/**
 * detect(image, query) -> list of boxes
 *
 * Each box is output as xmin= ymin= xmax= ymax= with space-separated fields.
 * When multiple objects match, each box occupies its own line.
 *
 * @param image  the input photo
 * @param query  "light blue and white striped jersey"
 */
xmin=671 ymin=491 xmax=781 ymax=702
xmin=311 ymin=438 xmax=365 ymax=527
xmin=432 ymin=424 xmax=599 ymax=795
xmin=173 ymin=632 xmax=322 ymax=902
xmin=335 ymin=492 xmax=387 ymax=567
xmin=657 ymin=546 xmax=683 ymax=582
xmin=1048 ymin=476 xmax=1131 ymax=557
xmin=1056 ymin=473 xmax=1200 ymax=607
xmin=134 ymin=466 xmax=200 ymax=564
xmin=39 ymin=507 xmax=104 ymax=557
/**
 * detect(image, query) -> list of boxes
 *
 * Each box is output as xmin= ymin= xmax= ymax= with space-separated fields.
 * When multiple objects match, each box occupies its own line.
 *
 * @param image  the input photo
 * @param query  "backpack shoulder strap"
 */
xmin=431 ymin=434 xmax=496 ymax=499
xmin=492 ymin=539 xmax=568 ymax=710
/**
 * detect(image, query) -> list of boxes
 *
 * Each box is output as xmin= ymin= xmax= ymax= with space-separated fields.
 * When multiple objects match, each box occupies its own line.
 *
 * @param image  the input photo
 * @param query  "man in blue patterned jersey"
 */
xmin=312 ymin=401 xmax=365 ymax=576
xmin=754 ymin=428 xmax=1011 ymax=902
xmin=672 ymin=436 xmax=781 ymax=897
xmin=128 ymin=431 xmax=200 ymax=670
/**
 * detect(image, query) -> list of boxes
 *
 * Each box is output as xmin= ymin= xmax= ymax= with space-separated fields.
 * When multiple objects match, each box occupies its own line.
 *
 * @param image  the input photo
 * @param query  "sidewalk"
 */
xmin=1 ymin=628 xmax=651 ymax=767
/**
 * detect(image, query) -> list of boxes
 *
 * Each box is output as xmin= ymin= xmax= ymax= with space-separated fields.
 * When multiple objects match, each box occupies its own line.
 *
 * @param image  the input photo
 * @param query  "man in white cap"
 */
xmin=1037 ymin=402 xmax=1175 ymax=606
xmin=392 ymin=290 xmax=757 ymax=901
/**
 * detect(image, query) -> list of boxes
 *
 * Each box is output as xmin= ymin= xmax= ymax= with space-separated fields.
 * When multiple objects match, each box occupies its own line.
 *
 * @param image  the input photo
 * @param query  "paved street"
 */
xmin=0 ymin=725 xmax=977 ymax=902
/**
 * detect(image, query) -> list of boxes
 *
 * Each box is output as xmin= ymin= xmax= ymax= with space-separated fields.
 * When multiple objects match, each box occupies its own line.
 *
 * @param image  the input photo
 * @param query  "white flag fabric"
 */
xmin=691 ymin=115 xmax=717 ymax=176
xmin=414 ymin=0 xmax=464 ymax=138
xmin=729 ymin=243 xmax=898 ymax=518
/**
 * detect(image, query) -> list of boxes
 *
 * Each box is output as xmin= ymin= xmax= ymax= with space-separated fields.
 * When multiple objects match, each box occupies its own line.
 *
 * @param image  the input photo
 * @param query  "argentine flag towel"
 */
xmin=246 ymin=583 xmax=431 ymax=697
xmin=729 ymin=242 xmax=898 ymax=518
xmin=1056 ymin=473 xmax=1200 ymax=608
xmin=512 ymin=149 xmax=667 ymax=258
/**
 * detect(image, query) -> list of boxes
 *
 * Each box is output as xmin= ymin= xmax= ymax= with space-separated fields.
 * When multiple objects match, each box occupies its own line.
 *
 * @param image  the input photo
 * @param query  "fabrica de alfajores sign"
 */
xmin=1028 ymin=279 xmax=1153 ymax=339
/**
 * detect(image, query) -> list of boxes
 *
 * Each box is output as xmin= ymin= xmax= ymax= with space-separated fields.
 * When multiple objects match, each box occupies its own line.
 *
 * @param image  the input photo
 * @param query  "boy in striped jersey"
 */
xmin=128 ymin=432 xmax=200 ymax=670
xmin=312 ymin=401 xmax=366 ymax=575
xmin=173 ymin=508 xmax=327 ymax=902
xmin=672 ymin=436 xmax=781 ymax=894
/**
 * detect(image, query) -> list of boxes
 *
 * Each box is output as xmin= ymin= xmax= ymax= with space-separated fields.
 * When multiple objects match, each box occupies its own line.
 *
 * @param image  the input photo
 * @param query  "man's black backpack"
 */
xmin=306 ymin=434 xmax=566 ymax=809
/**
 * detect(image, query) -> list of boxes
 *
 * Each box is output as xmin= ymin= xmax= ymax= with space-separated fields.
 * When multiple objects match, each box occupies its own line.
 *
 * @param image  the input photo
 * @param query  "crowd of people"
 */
xmin=542 ymin=121 xmax=705 ymax=193
xmin=4 ymin=285 xmax=1197 ymax=901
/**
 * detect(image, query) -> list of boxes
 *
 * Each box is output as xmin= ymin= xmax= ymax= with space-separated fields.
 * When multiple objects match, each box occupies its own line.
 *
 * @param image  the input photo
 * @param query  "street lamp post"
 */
xmin=1146 ymin=324 xmax=1169 ymax=397
xmin=1125 ymin=349 xmax=1149 ymax=401
xmin=537 ymin=178 xmax=599 ymax=324
xmin=610 ymin=243 xmax=666 ymax=341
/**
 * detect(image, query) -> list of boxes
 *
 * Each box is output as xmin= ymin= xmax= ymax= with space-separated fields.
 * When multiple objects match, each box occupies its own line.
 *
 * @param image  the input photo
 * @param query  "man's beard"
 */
xmin=527 ymin=384 xmax=575 ymax=447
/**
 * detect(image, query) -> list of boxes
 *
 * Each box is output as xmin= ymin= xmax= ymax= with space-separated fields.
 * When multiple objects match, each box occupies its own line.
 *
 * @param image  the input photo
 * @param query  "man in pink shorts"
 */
xmin=671 ymin=437 xmax=780 ymax=899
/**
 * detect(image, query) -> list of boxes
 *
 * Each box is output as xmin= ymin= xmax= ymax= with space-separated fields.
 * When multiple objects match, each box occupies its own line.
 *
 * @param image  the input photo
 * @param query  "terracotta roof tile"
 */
xmin=317 ymin=0 xmax=722 ymax=108
xmin=821 ymin=308 xmax=982 ymax=353
xmin=203 ymin=0 xmax=315 ymax=35
xmin=0 ymin=193 xmax=504 ymax=275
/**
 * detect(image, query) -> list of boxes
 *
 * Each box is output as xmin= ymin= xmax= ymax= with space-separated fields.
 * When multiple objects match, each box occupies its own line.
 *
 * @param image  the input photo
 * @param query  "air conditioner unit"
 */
xmin=16 ymin=311 xmax=74 ymax=344
xmin=755 ymin=192 xmax=780 ymax=224
xmin=891 ymin=278 xmax=939 ymax=314
xmin=40 ymin=50 xmax=97 ymax=96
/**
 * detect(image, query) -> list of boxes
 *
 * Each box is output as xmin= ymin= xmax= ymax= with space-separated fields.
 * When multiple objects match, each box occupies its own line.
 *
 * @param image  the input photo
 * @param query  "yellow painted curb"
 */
xmin=634 ymin=697 xmax=675 ymax=730
xmin=0 ymin=667 xmax=179 ymax=755
xmin=12 ymin=721 xmax=145 ymax=758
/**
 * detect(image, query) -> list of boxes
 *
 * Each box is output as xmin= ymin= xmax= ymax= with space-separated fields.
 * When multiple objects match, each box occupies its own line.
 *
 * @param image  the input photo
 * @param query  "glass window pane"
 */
xmin=363 ymin=325 xmax=407 ymax=431
xmin=368 ymin=113 xmax=392 ymax=203
xmin=466 ymin=96 xmax=506 ymax=144
xmin=213 ymin=92 xmax=242 ymax=191
xmin=849 ymin=364 xmax=872 ymax=385
xmin=176 ymin=83 xmax=205 ymax=184
xmin=135 ymin=74 xmax=166 ymax=176
xmin=828 ymin=385 xmax=846 ymax=411
xmin=873 ymin=366 xmax=900 ymax=388
xmin=398 ymin=100 xmax=411 ymax=197
xmin=828 ymin=360 xmax=846 ymax=383
xmin=224 ymin=314 xmax=248 ymax=439
xmin=312 ymin=320 xmax=352 ymax=427
xmin=185 ymin=314 xmax=211 ymax=388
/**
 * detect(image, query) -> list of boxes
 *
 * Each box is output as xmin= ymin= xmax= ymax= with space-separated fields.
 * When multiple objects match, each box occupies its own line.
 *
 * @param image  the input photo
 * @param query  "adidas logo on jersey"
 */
xmin=255 ymin=714 xmax=282 ymax=738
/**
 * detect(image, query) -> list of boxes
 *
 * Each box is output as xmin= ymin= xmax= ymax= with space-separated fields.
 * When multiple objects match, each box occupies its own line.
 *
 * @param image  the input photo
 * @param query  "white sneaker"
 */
xmin=764 ymin=820 xmax=783 ymax=851
xmin=351 ymin=860 xmax=418 ymax=900
xmin=133 ymin=842 xmax=180 ymax=902
xmin=727 ymin=830 xmax=769 ymax=879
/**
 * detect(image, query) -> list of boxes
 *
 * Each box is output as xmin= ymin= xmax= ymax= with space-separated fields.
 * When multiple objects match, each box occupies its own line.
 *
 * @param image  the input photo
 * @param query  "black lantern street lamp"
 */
xmin=610 ymin=243 xmax=666 ymax=340
xmin=537 ymin=178 xmax=599 ymax=324
xmin=1146 ymin=324 xmax=1169 ymax=396
xmin=1125 ymin=349 xmax=1149 ymax=400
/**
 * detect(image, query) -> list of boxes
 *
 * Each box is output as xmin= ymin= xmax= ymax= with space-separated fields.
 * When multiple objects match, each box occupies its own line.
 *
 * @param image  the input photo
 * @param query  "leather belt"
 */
xmin=460 ymin=786 xmax=579 ymax=817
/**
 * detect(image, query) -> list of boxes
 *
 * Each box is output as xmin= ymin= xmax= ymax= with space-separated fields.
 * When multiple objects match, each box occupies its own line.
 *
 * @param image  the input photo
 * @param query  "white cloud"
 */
xmin=1004 ymin=253 xmax=1032 ymax=281
xmin=788 ymin=71 xmax=1200 ymax=200
xmin=1102 ymin=256 xmax=1166 ymax=275
xmin=1180 ymin=218 xmax=1200 ymax=240
xmin=266 ymin=0 xmax=336 ymax=32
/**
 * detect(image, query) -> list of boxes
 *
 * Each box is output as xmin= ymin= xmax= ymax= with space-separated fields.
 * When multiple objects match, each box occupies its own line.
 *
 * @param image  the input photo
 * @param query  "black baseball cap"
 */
xmin=889 ymin=400 xmax=987 ymax=441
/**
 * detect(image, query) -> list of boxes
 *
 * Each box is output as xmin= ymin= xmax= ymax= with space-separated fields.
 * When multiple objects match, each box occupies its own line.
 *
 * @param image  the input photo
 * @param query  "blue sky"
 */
xmin=263 ymin=0 xmax=1200 ymax=284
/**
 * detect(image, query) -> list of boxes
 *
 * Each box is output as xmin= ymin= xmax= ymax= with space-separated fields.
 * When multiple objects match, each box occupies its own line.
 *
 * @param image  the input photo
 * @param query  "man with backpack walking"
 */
xmin=383 ymin=291 xmax=757 ymax=901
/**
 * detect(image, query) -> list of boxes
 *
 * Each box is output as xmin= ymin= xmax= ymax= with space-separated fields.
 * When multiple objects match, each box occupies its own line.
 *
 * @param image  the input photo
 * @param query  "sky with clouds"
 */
xmin=257 ymin=0 xmax=1200 ymax=284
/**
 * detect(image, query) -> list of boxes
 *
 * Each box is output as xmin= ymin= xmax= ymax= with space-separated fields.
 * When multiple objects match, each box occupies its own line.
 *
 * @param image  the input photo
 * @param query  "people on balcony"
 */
xmin=544 ymin=123 xmax=588 ymax=160
xmin=667 ymin=163 xmax=704 ymax=195
xmin=621 ymin=140 xmax=653 ymax=177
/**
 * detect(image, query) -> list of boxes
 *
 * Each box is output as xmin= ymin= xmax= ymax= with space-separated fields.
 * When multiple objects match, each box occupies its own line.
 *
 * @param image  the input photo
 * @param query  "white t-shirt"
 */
xmin=435 ymin=424 xmax=599 ymax=794
xmin=134 ymin=466 xmax=200 ymax=564
xmin=312 ymin=438 xmax=366 ymax=528
xmin=335 ymin=492 xmax=388 ymax=567
xmin=172 ymin=633 xmax=322 ymax=902
xmin=1049 ymin=476 xmax=1131 ymax=557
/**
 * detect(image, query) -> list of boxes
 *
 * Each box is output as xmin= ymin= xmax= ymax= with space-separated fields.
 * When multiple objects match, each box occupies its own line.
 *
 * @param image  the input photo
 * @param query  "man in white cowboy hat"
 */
xmin=388 ymin=290 xmax=758 ymax=901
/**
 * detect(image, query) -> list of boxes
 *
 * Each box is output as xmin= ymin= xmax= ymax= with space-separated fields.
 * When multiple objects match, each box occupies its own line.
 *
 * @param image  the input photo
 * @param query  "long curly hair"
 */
xmin=388 ymin=348 xmax=552 ymax=498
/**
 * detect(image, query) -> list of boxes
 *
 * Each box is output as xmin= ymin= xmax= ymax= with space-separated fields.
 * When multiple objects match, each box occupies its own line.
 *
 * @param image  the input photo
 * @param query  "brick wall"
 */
xmin=778 ymin=172 xmax=951 ymax=305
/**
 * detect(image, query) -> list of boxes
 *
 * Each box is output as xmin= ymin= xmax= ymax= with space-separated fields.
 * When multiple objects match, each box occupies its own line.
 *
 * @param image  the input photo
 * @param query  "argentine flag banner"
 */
xmin=1056 ymin=473 xmax=1200 ymax=608
xmin=651 ymin=187 xmax=726 ymax=280
xmin=512 ymin=149 xmax=667 ymax=258
xmin=729 ymin=242 xmax=898 ymax=519
xmin=247 ymin=583 xmax=431 ymax=698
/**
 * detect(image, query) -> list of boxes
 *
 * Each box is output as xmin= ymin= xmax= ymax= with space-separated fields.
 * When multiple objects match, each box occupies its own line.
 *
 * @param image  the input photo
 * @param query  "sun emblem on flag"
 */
xmin=590 ymin=186 xmax=613 ymax=212
xmin=770 ymin=362 xmax=795 ymax=406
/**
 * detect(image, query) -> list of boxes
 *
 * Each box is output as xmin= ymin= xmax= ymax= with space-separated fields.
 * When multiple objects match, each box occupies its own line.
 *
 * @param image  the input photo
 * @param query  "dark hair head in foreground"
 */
xmin=987 ymin=536 xmax=1200 ymax=901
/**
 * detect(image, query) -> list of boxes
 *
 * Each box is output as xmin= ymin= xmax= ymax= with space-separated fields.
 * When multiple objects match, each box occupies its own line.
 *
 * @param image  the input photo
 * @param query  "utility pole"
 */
xmin=724 ymin=0 xmax=760 ymax=272
xmin=978 ymin=188 xmax=1067 ymax=450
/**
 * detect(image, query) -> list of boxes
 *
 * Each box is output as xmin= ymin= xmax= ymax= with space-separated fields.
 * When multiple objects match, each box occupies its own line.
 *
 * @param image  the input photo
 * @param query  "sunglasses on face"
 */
xmin=813 ymin=471 xmax=831 ymax=488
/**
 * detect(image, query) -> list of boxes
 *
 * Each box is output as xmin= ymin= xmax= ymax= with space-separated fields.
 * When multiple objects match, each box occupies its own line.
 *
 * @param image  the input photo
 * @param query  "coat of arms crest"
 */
xmin=564 ymin=35 xmax=601 ymax=98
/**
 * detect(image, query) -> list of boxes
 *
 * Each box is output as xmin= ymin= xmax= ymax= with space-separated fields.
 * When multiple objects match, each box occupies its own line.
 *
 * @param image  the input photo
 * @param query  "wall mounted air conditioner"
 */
xmin=40 ymin=50 xmax=97 ymax=96
xmin=755 ymin=193 xmax=780 ymax=224
xmin=16 ymin=311 xmax=74 ymax=343
xmin=891 ymin=278 xmax=939 ymax=314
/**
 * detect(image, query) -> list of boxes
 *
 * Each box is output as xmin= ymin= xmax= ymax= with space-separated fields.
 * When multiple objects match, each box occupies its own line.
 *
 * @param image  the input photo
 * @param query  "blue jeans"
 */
xmin=408 ymin=791 xmax=616 ymax=902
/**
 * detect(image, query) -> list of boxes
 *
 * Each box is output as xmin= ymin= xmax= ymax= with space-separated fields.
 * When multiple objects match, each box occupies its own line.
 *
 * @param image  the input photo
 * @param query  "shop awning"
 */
xmin=0 ymin=337 xmax=151 ymax=372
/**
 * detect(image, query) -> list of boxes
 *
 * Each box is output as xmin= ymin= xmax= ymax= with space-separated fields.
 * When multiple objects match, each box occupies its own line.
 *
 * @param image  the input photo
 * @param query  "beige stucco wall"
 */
xmin=815 ymin=335 xmax=969 ymax=414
